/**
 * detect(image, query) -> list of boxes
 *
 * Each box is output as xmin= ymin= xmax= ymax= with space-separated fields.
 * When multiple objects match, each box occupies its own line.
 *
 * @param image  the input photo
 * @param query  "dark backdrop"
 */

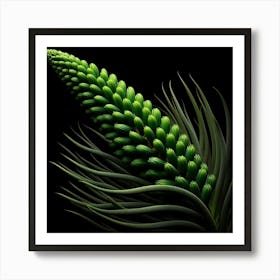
xmin=47 ymin=47 xmax=232 ymax=232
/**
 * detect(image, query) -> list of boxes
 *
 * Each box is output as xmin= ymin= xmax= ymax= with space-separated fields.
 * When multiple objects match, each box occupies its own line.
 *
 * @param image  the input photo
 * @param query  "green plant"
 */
xmin=47 ymin=49 xmax=232 ymax=232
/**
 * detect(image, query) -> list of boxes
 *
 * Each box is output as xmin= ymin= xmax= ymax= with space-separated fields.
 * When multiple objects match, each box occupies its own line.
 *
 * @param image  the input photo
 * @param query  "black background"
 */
xmin=47 ymin=47 xmax=232 ymax=232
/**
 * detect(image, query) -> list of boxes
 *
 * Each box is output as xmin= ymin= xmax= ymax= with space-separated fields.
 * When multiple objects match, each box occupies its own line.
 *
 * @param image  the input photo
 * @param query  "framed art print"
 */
xmin=29 ymin=28 xmax=251 ymax=251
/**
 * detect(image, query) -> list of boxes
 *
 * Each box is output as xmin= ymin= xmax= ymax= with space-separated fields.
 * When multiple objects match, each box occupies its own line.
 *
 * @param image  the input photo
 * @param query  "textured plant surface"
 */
xmin=47 ymin=49 xmax=232 ymax=232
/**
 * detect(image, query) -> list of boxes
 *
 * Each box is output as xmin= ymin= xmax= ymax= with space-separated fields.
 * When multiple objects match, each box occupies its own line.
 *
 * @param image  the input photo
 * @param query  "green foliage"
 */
xmin=47 ymin=49 xmax=232 ymax=232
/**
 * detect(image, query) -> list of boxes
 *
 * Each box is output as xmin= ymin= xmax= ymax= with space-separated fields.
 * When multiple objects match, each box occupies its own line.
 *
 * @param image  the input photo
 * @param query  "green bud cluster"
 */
xmin=47 ymin=49 xmax=216 ymax=204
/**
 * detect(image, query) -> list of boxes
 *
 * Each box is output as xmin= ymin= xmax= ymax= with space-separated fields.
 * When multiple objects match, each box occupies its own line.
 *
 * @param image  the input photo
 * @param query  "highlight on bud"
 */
xmin=186 ymin=144 xmax=196 ymax=161
xmin=201 ymin=184 xmax=212 ymax=204
xmin=189 ymin=181 xmax=201 ymax=196
xmin=160 ymin=116 xmax=171 ymax=133
xmin=164 ymin=162 xmax=178 ymax=176
xmin=166 ymin=148 xmax=177 ymax=166
xmin=148 ymin=157 xmax=165 ymax=168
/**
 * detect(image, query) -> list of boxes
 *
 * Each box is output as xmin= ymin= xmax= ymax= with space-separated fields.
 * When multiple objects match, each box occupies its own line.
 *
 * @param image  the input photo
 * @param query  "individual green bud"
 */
xmin=130 ymin=158 xmax=147 ymax=168
xmin=136 ymin=144 xmax=155 ymax=156
xmin=77 ymin=65 xmax=87 ymax=74
xmin=129 ymin=131 xmax=146 ymax=144
xmin=95 ymin=113 xmax=113 ymax=123
xmin=201 ymin=184 xmax=212 ymax=204
xmin=101 ymin=122 xmax=116 ymax=133
xmin=76 ymin=90 xmax=92 ymax=100
xmin=186 ymin=161 xmax=198 ymax=181
xmin=200 ymin=163 xmax=208 ymax=172
xmin=164 ymin=162 xmax=178 ymax=176
xmin=114 ymin=137 xmax=131 ymax=146
xmin=100 ymin=68 xmax=108 ymax=81
xmin=89 ymin=84 xmax=102 ymax=94
xmin=72 ymin=86 xmax=80 ymax=92
xmin=62 ymin=68 xmax=68 ymax=73
xmin=113 ymin=93 xmax=123 ymax=110
xmin=61 ymin=55 xmax=68 ymax=61
xmin=112 ymin=112 xmax=126 ymax=123
xmin=148 ymin=157 xmax=165 ymax=169
xmin=132 ymin=101 xmax=142 ymax=116
xmin=56 ymin=55 xmax=66 ymax=61
xmin=66 ymin=81 xmax=73 ymax=87
xmin=143 ymin=100 xmax=152 ymax=111
xmin=89 ymin=63 xmax=99 ymax=76
xmin=186 ymin=144 xmax=196 ymax=161
xmin=67 ymin=54 xmax=74 ymax=61
xmin=102 ymin=85 xmax=114 ymax=101
xmin=109 ymin=73 xmax=118 ymax=84
xmin=206 ymin=174 xmax=216 ymax=187
xmin=194 ymin=154 xmax=202 ymax=167
xmin=178 ymin=134 xmax=190 ymax=147
xmin=196 ymin=168 xmax=208 ymax=188
xmin=122 ymin=145 xmax=137 ymax=154
xmin=124 ymin=110 xmax=135 ymax=126
xmin=144 ymin=169 xmax=165 ymax=179
xmin=78 ymin=83 xmax=90 ymax=90
xmin=166 ymin=148 xmax=177 ymax=166
xmin=64 ymin=74 xmax=71 ymax=82
xmin=81 ymin=99 xmax=95 ymax=107
xmin=170 ymin=124 xmax=180 ymax=140
xmin=114 ymin=123 xmax=131 ymax=134
xmin=175 ymin=141 xmax=185 ymax=156
xmin=74 ymin=56 xmax=80 ymax=63
xmin=86 ymin=73 xmax=96 ymax=83
xmin=147 ymin=115 xmax=157 ymax=132
xmin=118 ymin=80 xmax=127 ymax=92
xmin=100 ymin=123 xmax=114 ymax=132
xmin=86 ymin=106 xmax=105 ymax=114
xmin=96 ymin=76 xmax=106 ymax=88
xmin=80 ymin=60 xmax=88 ymax=68
xmin=52 ymin=54 xmax=62 ymax=60
xmin=142 ymin=107 xmax=151 ymax=124
xmin=175 ymin=176 xmax=188 ymax=188
xmin=177 ymin=155 xmax=188 ymax=174
xmin=126 ymin=86 xmax=135 ymax=102
xmin=116 ymin=86 xmax=126 ymax=99
xmin=143 ymin=126 xmax=155 ymax=143
xmin=77 ymin=71 xmax=87 ymax=81
xmin=122 ymin=98 xmax=132 ymax=111
xmin=134 ymin=116 xmax=144 ymax=132
xmin=153 ymin=139 xmax=165 ymax=155
xmin=52 ymin=60 xmax=59 ymax=65
xmin=189 ymin=181 xmax=200 ymax=196
xmin=71 ymin=61 xmax=78 ymax=69
xmin=94 ymin=95 xmax=109 ymax=105
xmin=69 ymin=69 xmax=77 ymax=75
xmin=166 ymin=133 xmax=176 ymax=148
xmin=105 ymin=132 xmax=119 ymax=140
xmin=107 ymin=78 xmax=117 ymax=92
xmin=152 ymin=108 xmax=161 ymax=124
xmin=156 ymin=127 xmax=166 ymax=144
xmin=156 ymin=179 xmax=175 ymax=186
xmin=71 ymin=77 xmax=79 ymax=83
xmin=104 ymin=103 xmax=120 ymax=113
xmin=160 ymin=116 xmax=171 ymax=133
xmin=62 ymin=74 xmax=71 ymax=81
xmin=135 ymin=93 xmax=144 ymax=105
xmin=66 ymin=62 xmax=73 ymax=69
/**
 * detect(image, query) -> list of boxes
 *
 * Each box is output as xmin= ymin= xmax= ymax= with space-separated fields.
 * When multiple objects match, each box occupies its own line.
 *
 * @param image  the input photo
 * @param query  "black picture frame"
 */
xmin=29 ymin=28 xmax=251 ymax=251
